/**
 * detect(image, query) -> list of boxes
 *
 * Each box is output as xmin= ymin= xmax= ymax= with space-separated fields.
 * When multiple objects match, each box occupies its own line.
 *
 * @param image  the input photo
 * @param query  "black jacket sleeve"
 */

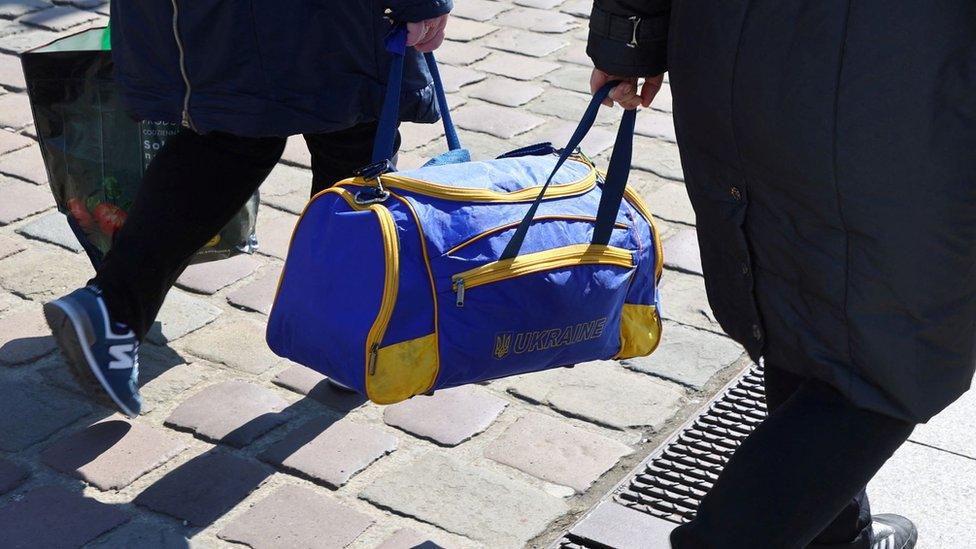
xmin=586 ymin=0 xmax=670 ymax=76
xmin=387 ymin=0 xmax=453 ymax=23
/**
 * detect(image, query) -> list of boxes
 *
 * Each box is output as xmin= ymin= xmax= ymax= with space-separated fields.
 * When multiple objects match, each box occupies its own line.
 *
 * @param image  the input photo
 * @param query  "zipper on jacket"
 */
xmin=170 ymin=0 xmax=196 ymax=131
xmin=452 ymin=244 xmax=635 ymax=308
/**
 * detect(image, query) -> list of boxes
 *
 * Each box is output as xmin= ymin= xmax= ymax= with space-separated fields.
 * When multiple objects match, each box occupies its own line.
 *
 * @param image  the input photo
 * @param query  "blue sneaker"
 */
xmin=43 ymin=286 xmax=142 ymax=418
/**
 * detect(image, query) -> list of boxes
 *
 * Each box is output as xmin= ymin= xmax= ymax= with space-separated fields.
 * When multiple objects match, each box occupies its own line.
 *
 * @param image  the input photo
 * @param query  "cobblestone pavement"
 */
xmin=0 ymin=1 xmax=752 ymax=548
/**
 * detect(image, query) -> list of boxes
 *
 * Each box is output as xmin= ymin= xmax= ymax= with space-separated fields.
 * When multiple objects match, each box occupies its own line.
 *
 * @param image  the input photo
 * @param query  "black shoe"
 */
xmin=871 ymin=514 xmax=917 ymax=549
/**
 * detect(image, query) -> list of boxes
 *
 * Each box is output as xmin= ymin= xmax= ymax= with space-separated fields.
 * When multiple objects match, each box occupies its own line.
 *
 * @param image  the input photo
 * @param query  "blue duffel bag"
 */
xmin=267 ymin=28 xmax=664 ymax=404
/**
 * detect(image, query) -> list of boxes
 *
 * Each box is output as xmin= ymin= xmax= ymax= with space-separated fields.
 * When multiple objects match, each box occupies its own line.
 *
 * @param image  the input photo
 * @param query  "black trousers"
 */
xmin=93 ymin=123 xmax=394 ymax=339
xmin=670 ymin=365 xmax=915 ymax=549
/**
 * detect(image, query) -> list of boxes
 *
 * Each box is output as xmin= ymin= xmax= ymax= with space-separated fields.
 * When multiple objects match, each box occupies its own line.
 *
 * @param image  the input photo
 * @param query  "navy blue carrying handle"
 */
xmin=500 ymin=82 xmax=637 ymax=259
xmin=372 ymin=26 xmax=460 ymax=164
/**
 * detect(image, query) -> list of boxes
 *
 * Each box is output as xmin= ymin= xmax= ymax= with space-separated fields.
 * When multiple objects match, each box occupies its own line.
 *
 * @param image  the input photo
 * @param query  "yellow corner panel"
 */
xmin=616 ymin=303 xmax=663 ymax=359
xmin=367 ymin=333 xmax=439 ymax=405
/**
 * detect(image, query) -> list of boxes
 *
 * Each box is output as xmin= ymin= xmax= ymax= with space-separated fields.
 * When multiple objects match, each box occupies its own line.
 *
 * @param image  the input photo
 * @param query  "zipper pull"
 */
xmin=455 ymin=279 xmax=465 ymax=308
xmin=181 ymin=110 xmax=191 ymax=128
xmin=368 ymin=343 xmax=379 ymax=375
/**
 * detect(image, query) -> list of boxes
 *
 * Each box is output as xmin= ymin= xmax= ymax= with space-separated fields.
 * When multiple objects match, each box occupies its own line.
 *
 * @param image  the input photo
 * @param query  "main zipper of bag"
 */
xmin=170 ymin=0 xmax=196 ymax=131
xmin=366 ymin=205 xmax=400 ymax=382
xmin=452 ymin=244 xmax=635 ymax=308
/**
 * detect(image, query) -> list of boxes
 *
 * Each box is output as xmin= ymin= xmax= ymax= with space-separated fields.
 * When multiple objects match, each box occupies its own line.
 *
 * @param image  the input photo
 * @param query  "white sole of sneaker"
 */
xmin=44 ymin=300 xmax=138 ymax=419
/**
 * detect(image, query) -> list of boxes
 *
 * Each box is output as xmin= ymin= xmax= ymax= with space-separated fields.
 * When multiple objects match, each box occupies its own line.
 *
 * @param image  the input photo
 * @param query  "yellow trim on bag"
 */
xmin=614 ymin=303 xmax=663 ymax=359
xmin=368 ymin=333 xmax=439 ymax=405
xmin=452 ymin=244 xmax=634 ymax=293
xmin=363 ymin=203 xmax=400 ymax=403
xmin=623 ymin=186 xmax=665 ymax=283
xmin=335 ymin=166 xmax=596 ymax=203
xmin=445 ymin=216 xmax=630 ymax=256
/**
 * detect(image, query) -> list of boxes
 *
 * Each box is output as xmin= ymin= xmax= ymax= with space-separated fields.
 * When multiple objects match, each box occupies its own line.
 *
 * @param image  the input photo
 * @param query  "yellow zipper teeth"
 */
xmin=452 ymin=244 xmax=634 ymax=293
xmin=364 ymin=206 xmax=399 ymax=388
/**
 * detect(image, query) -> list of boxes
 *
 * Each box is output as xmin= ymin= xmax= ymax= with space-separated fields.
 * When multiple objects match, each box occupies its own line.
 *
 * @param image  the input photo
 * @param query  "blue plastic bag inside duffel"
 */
xmin=267 ymin=27 xmax=664 ymax=404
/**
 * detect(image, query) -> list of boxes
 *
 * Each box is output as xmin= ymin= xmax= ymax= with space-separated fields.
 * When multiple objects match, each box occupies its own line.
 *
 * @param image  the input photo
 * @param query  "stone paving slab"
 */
xmin=20 ymin=5 xmax=102 ymax=31
xmin=635 ymin=176 xmax=696 ymax=226
xmin=436 ymin=40 xmax=490 ymax=66
xmin=623 ymin=322 xmax=744 ymax=389
xmin=281 ymin=135 xmax=312 ymax=168
xmin=260 ymin=417 xmax=397 ymax=489
xmin=87 ymin=519 xmax=192 ymax=549
xmin=0 ymin=143 xmax=45 ymax=182
xmin=663 ymin=227 xmax=703 ymax=275
xmin=910 ymin=387 xmax=976 ymax=460
xmin=506 ymin=362 xmax=685 ymax=431
xmin=0 ymin=92 xmax=32 ymax=130
xmin=659 ymin=271 xmax=722 ymax=334
xmin=255 ymin=211 xmax=298 ymax=260
xmin=446 ymin=18 xmax=498 ymax=42
xmin=0 ymin=380 xmax=91 ymax=451
xmin=569 ymin=501 xmax=676 ymax=549
xmin=176 ymin=254 xmax=261 ymax=295
xmin=41 ymin=418 xmax=184 ymax=490
xmin=0 ymin=128 xmax=33 ymax=155
xmin=454 ymin=103 xmax=544 ymax=139
xmin=632 ymin=137 xmax=684 ymax=182
xmin=218 ymin=484 xmax=373 ymax=549
xmin=0 ymin=177 xmax=54 ymax=224
xmin=468 ymin=78 xmax=545 ymax=107
xmin=180 ymin=316 xmax=283 ymax=375
xmin=0 ymin=248 xmax=92 ymax=302
xmin=165 ymin=380 xmax=288 ymax=448
xmin=494 ymin=7 xmax=579 ymax=34
xmin=0 ymin=305 xmax=55 ymax=366
xmin=436 ymin=64 xmax=487 ymax=93
xmin=146 ymin=289 xmax=222 ymax=345
xmin=0 ymin=485 xmax=129 ymax=549
xmin=360 ymin=452 xmax=568 ymax=546
xmin=376 ymin=528 xmax=446 ymax=549
xmin=15 ymin=211 xmax=83 ymax=253
xmin=451 ymin=0 xmax=511 ymax=22
xmin=0 ymin=27 xmax=63 ymax=55
xmin=226 ymin=265 xmax=281 ymax=315
xmin=272 ymin=365 xmax=367 ymax=412
xmin=0 ymin=458 xmax=28 ymax=495
xmin=0 ymin=0 xmax=50 ymax=20
xmin=0 ymin=235 xmax=25 ymax=261
xmin=139 ymin=362 xmax=214 ymax=414
xmin=483 ymin=28 xmax=569 ymax=58
xmin=635 ymin=109 xmax=678 ymax=143
xmin=485 ymin=412 xmax=632 ymax=492
xmin=473 ymin=51 xmax=561 ymax=81
xmin=383 ymin=385 xmax=508 ymax=446
xmin=135 ymin=452 xmax=272 ymax=527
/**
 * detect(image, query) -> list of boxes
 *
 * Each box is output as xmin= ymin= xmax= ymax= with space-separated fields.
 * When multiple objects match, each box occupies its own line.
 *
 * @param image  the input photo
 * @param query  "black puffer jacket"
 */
xmin=589 ymin=0 xmax=976 ymax=423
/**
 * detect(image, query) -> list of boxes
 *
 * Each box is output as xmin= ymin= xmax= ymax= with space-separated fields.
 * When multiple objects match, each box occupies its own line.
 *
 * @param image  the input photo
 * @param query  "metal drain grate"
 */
xmin=556 ymin=365 xmax=766 ymax=548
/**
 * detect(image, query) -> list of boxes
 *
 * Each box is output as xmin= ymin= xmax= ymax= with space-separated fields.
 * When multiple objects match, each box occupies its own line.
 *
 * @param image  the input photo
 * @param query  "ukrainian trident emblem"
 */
xmin=493 ymin=332 xmax=513 ymax=360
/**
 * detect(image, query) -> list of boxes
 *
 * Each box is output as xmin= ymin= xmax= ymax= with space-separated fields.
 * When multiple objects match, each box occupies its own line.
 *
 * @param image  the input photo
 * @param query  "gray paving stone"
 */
xmin=0 ymin=128 xmax=32 ymax=155
xmin=436 ymin=64 xmax=486 ymax=93
xmin=383 ymin=385 xmax=507 ymax=447
xmin=485 ymin=412 xmax=632 ymax=491
xmin=0 ymin=249 xmax=91 ymax=301
xmin=450 ymin=0 xmax=510 ymax=22
xmin=41 ymin=418 xmax=185 ymax=490
xmin=262 ymin=163 xmax=310 ymax=198
xmin=558 ymin=42 xmax=592 ymax=67
xmin=0 ymin=143 xmax=46 ymax=183
xmin=0 ymin=0 xmax=50 ymax=19
xmin=0 ymin=177 xmax=55 ymax=224
xmin=15 ymin=211 xmax=83 ymax=252
xmin=653 ymin=81 xmax=673 ymax=113
xmin=218 ymin=484 xmax=373 ymax=549
xmin=516 ymin=0 xmax=566 ymax=8
xmin=0 ymin=486 xmax=129 ymax=549
xmin=560 ymin=0 xmax=593 ymax=17
xmin=545 ymin=120 xmax=616 ymax=156
xmin=87 ymin=520 xmax=193 ymax=549
xmin=508 ymin=361 xmax=685 ymax=430
xmin=473 ymin=52 xmax=560 ymax=81
xmin=632 ymin=175 xmax=696 ymax=226
xmin=255 ymin=211 xmax=298 ymax=260
xmin=0 ymin=305 xmax=56 ymax=366
xmin=135 ymin=452 xmax=272 ymax=526
xmin=468 ymin=79 xmax=544 ymax=107
xmin=0 ymin=381 xmax=91 ymax=451
xmin=272 ymin=365 xmax=366 ymax=412
xmin=570 ymin=501 xmax=676 ymax=549
xmin=445 ymin=18 xmax=497 ymax=42
xmin=635 ymin=109 xmax=677 ymax=142
xmin=146 ymin=289 xmax=221 ymax=345
xmin=526 ymin=88 xmax=591 ymax=120
xmin=376 ymin=529 xmax=445 ymax=549
xmin=663 ymin=227 xmax=702 ymax=275
xmin=20 ymin=5 xmax=102 ymax=31
xmin=455 ymin=104 xmax=544 ymax=139
xmin=360 ymin=452 xmax=568 ymax=546
xmin=0 ymin=53 xmax=27 ymax=91
xmin=140 ymin=362 xmax=214 ymax=414
xmin=180 ymin=316 xmax=283 ymax=375
xmin=281 ymin=136 xmax=312 ymax=168
xmin=175 ymin=254 xmax=261 ymax=295
xmin=260 ymin=417 xmax=396 ymax=488
xmin=262 ymin=188 xmax=308 ymax=215
xmin=435 ymin=40 xmax=490 ymax=66
xmin=659 ymin=271 xmax=722 ymax=334
xmin=911 ymin=387 xmax=976 ymax=458
xmin=0 ymin=235 xmax=26 ymax=261
xmin=400 ymin=121 xmax=446 ymax=151
xmin=226 ymin=265 xmax=281 ymax=315
xmin=483 ymin=28 xmax=568 ymax=58
xmin=869 ymin=442 xmax=976 ymax=549
xmin=623 ymin=322 xmax=744 ymax=389
xmin=0 ymin=92 xmax=32 ymax=129
xmin=0 ymin=289 xmax=23 ymax=315
xmin=545 ymin=65 xmax=593 ymax=94
xmin=632 ymin=137 xmax=684 ymax=181
xmin=165 ymin=380 xmax=288 ymax=447
xmin=0 ymin=458 xmax=28 ymax=495
xmin=494 ymin=7 xmax=580 ymax=33
xmin=0 ymin=27 xmax=60 ymax=55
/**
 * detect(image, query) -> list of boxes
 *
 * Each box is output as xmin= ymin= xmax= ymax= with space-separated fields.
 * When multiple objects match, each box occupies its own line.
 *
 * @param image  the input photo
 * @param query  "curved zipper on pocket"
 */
xmin=452 ymin=244 xmax=635 ymax=307
xmin=445 ymin=216 xmax=631 ymax=256
xmin=365 ymin=205 xmax=400 ymax=390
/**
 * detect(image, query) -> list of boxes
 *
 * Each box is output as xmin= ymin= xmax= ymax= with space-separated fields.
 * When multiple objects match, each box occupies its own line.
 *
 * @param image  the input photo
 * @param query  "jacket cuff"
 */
xmin=586 ymin=13 xmax=668 ymax=77
xmin=388 ymin=0 xmax=453 ymax=23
